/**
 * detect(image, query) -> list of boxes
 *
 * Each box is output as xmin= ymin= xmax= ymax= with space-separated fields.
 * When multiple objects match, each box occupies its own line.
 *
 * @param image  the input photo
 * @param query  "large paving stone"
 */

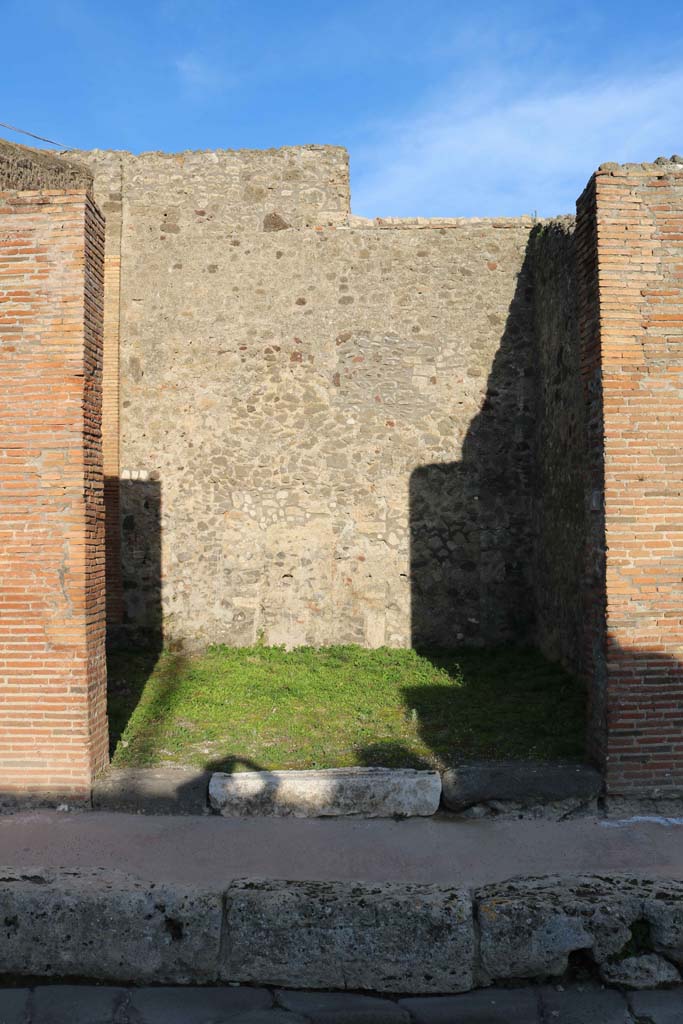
xmin=0 ymin=989 xmax=29 ymax=1024
xmin=32 ymin=986 xmax=126 ymax=1024
xmin=227 ymin=1013 xmax=308 ymax=1024
xmin=442 ymin=761 xmax=601 ymax=812
xmin=92 ymin=767 xmax=211 ymax=814
xmin=629 ymin=990 xmax=683 ymax=1023
xmin=209 ymin=768 xmax=441 ymax=818
xmin=538 ymin=986 xmax=630 ymax=1023
xmin=222 ymin=879 xmax=474 ymax=992
xmin=397 ymin=989 xmax=539 ymax=1023
xmin=475 ymin=875 xmax=650 ymax=982
xmin=127 ymin=986 xmax=273 ymax=1024
xmin=0 ymin=867 xmax=222 ymax=984
xmin=276 ymin=990 xmax=409 ymax=1024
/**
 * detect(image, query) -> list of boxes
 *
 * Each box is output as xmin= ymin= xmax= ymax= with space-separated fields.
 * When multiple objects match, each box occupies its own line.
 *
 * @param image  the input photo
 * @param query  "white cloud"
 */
xmin=352 ymin=68 xmax=683 ymax=219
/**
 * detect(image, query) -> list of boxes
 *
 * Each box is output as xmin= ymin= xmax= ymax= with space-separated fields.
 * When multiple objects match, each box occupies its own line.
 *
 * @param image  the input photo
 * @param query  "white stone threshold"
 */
xmin=208 ymin=767 xmax=442 ymax=818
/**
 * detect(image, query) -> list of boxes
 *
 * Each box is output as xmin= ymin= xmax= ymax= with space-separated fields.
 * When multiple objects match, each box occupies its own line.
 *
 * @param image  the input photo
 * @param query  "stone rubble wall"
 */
xmin=3 ymin=868 xmax=683 ymax=994
xmin=66 ymin=147 xmax=538 ymax=650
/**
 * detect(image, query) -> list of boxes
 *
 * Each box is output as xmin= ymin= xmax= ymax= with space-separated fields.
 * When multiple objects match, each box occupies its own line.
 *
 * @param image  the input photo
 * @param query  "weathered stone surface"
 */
xmin=32 ymin=986 xmax=127 ymax=1024
xmin=397 ymin=989 xmax=539 ymax=1023
xmin=0 ymin=867 xmax=222 ymax=983
xmin=72 ymin=147 xmax=536 ymax=652
xmin=475 ymin=876 xmax=643 ymax=982
xmin=92 ymin=767 xmax=210 ymax=815
xmin=538 ymin=986 xmax=629 ymax=1023
xmin=641 ymin=881 xmax=683 ymax=968
xmin=458 ymin=797 xmax=598 ymax=821
xmin=604 ymin=796 xmax=683 ymax=819
xmin=222 ymin=879 xmax=474 ymax=992
xmin=629 ymin=990 xmax=683 ymax=1023
xmin=276 ymin=991 xmax=409 ymax=1024
xmin=209 ymin=768 xmax=441 ymax=817
xmin=442 ymin=762 xmax=601 ymax=812
xmin=0 ymin=989 xmax=29 ymax=1024
xmin=600 ymin=953 xmax=681 ymax=989
xmin=127 ymin=986 xmax=273 ymax=1024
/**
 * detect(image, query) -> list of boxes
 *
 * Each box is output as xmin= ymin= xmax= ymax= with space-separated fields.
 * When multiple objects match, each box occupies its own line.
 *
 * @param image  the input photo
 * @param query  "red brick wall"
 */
xmin=0 ymin=188 xmax=108 ymax=801
xmin=578 ymin=162 xmax=683 ymax=795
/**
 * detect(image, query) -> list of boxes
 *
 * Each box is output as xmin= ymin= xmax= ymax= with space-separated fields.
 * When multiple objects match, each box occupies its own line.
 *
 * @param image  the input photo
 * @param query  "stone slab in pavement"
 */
xmin=629 ymin=990 xmax=683 ymax=1023
xmin=92 ymin=768 xmax=211 ymax=815
xmin=538 ymin=986 xmax=630 ymax=1023
xmin=127 ymin=986 xmax=273 ymax=1024
xmin=398 ymin=988 xmax=539 ymax=1023
xmin=31 ymin=986 xmax=126 ymax=1024
xmin=277 ymin=990 xmax=409 ymax=1024
xmin=0 ymin=989 xmax=29 ymax=1024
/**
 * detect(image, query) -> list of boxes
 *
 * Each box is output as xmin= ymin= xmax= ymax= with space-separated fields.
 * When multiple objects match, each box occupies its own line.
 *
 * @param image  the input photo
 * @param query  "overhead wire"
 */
xmin=0 ymin=120 xmax=69 ymax=149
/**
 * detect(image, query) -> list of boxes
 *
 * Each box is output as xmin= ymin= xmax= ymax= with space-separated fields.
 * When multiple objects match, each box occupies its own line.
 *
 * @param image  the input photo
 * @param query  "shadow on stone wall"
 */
xmin=106 ymin=479 xmax=163 ymax=754
xmin=409 ymin=244 xmax=536 ymax=650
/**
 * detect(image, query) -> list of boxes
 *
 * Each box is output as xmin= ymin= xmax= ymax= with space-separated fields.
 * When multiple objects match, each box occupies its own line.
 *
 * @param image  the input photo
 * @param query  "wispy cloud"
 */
xmin=175 ymin=52 xmax=229 ymax=96
xmin=352 ymin=68 xmax=683 ymax=219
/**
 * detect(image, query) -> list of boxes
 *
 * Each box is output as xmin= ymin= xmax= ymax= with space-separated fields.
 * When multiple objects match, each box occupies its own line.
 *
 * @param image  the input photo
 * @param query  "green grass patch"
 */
xmin=107 ymin=644 xmax=586 ymax=771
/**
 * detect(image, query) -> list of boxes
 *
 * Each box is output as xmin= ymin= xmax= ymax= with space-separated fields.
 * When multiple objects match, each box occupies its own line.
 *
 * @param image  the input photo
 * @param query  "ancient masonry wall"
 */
xmin=71 ymin=147 xmax=537 ymax=651
xmin=577 ymin=160 xmax=683 ymax=794
xmin=0 ymin=144 xmax=108 ymax=799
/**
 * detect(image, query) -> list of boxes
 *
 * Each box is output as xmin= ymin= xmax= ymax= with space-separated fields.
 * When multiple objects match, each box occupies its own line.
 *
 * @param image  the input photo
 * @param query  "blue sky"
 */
xmin=2 ymin=0 xmax=682 ymax=217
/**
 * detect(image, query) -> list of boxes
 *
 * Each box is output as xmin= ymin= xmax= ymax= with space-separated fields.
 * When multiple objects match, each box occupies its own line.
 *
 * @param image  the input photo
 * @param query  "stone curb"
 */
xmin=209 ymin=768 xmax=442 ymax=818
xmin=1 ymin=868 xmax=683 ymax=994
xmin=89 ymin=761 xmax=604 ymax=818
xmin=441 ymin=761 xmax=603 ymax=815
xmin=92 ymin=767 xmax=211 ymax=815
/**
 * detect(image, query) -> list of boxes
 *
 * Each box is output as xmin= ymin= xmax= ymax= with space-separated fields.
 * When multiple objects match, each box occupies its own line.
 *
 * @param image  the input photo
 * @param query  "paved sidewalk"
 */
xmin=0 ymin=984 xmax=681 ymax=1023
xmin=1 ymin=809 xmax=683 ymax=887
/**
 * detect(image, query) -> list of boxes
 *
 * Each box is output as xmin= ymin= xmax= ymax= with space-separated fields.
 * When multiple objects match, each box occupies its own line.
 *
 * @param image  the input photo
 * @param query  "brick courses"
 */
xmin=577 ymin=161 xmax=683 ymax=794
xmin=0 ymin=182 xmax=107 ymax=800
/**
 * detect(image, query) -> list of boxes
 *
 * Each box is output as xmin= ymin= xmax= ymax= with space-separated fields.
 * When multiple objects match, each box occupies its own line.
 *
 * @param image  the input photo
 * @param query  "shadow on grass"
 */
xmin=107 ymin=647 xmax=186 ymax=759
xmin=356 ymin=646 xmax=586 ymax=770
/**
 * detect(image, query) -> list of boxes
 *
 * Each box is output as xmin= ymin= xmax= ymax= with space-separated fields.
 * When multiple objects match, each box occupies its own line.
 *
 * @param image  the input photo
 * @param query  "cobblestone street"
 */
xmin=0 ymin=984 xmax=680 ymax=1023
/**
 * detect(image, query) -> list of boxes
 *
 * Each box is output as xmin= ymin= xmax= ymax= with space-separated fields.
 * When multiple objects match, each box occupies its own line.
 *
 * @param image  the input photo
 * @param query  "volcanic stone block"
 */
xmin=441 ymin=762 xmax=602 ymax=812
xmin=209 ymin=767 xmax=441 ymax=817
xmin=0 ymin=867 xmax=222 ymax=983
xmin=92 ymin=767 xmax=211 ymax=814
xmin=600 ymin=953 xmax=681 ymax=989
xmin=222 ymin=879 xmax=474 ymax=992
xmin=475 ymin=875 xmax=644 ymax=982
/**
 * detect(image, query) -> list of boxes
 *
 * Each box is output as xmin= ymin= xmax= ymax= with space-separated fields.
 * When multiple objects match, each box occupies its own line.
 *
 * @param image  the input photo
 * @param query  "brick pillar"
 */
xmin=0 ymin=188 xmax=108 ymax=801
xmin=577 ymin=160 xmax=683 ymax=795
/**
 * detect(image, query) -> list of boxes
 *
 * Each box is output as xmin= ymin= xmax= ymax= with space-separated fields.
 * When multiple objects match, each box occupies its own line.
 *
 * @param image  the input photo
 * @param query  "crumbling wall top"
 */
xmin=0 ymin=138 xmax=92 ymax=192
